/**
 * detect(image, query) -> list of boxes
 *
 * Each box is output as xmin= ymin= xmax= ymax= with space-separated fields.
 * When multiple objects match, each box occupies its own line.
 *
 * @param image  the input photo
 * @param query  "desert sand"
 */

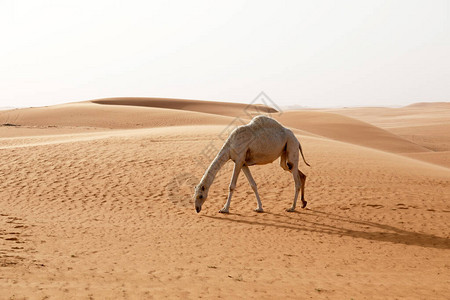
xmin=0 ymin=98 xmax=449 ymax=299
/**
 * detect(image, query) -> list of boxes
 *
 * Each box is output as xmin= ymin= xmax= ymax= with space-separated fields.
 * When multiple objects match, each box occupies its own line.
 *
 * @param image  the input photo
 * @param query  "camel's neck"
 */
xmin=200 ymin=145 xmax=230 ymax=189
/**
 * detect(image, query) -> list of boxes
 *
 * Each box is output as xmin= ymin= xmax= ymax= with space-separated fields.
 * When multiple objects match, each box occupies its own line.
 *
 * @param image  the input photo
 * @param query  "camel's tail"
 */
xmin=299 ymin=143 xmax=310 ymax=167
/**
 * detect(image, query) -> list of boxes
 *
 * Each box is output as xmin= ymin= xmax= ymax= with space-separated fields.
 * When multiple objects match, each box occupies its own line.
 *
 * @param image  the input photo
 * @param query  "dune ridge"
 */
xmin=91 ymin=96 xmax=278 ymax=117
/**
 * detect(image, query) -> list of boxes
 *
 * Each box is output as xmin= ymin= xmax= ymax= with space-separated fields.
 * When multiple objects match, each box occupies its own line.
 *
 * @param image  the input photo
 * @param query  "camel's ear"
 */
xmin=201 ymin=185 xmax=205 ymax=191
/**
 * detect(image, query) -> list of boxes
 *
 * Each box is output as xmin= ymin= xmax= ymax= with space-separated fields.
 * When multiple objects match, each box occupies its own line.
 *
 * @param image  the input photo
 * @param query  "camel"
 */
xmin=194 ymin=115 xmax=310 ymax=213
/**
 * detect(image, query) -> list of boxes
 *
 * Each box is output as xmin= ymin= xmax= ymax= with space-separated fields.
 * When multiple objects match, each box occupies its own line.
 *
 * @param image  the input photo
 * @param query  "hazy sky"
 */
xmin=1 ymin=0 xmax=449 ymax=108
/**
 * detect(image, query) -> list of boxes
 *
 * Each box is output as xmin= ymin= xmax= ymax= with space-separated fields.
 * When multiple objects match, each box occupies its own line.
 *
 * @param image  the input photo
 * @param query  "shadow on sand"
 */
xmin=203 ymin=209 xmax=450 ymax=250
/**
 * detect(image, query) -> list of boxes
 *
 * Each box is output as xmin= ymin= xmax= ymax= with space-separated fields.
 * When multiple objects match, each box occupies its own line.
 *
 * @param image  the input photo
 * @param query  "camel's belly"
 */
xmin=245 ymin=145 xmax=284 ymax=166
xmin=245 ymin=156 xmax=278 ymax=166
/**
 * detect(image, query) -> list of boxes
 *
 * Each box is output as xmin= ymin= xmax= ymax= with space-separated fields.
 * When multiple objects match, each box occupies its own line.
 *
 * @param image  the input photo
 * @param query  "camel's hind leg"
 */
xmin=242 ymin=165 xmax=263 ymax=212
xmin=299 ymin=169 xmax=307 ymax=208
xmin=279 ymin=150 xmax=289 ymax=171
xmin=286 ymin=169 xmax=307 ymax=212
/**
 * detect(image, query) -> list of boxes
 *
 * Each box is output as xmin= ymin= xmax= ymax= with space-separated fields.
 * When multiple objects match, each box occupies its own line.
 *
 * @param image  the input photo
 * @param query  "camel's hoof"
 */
xmin=286 ymin=207 xmax=296 ymax=212
xmin=219 ymin=208 xmax=229 ymax=214
xmin=254 ymin=208 xmax=264 ymax=213
xmin=301 ymin=200 xmax=307 ymax=209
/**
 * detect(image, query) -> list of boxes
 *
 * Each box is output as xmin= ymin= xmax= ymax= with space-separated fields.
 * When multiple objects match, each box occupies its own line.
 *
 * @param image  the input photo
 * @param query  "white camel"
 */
xmin=194 ymin=115 xmax=310 ymax=213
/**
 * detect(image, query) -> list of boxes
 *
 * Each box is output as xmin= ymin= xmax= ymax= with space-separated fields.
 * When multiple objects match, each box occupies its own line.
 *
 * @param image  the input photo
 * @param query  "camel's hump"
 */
xmin=249 ymin=115 xmax=283 ymax=128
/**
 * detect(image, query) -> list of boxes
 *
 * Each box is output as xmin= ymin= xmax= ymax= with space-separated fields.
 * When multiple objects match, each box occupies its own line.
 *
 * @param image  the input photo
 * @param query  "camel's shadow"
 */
xmin=203 ymin=209 xmax=450 ymax=250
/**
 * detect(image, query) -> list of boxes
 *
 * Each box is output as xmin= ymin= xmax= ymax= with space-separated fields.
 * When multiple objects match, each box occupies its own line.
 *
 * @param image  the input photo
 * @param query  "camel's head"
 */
xmin=194 ymin=184 xmax=208 ymax=213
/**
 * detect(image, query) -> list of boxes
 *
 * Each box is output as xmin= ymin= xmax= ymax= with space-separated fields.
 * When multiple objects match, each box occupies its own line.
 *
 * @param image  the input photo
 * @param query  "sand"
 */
xmin=323 ymin=103 xmax=450 ymax=163
xmin=0 ymin=98 xmax=449 ymax=299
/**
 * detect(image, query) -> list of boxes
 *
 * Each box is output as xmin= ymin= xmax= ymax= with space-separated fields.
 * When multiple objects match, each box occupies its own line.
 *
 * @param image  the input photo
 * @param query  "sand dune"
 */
xmin=388 ymin=124 xmax=450 ymax=152
xmin=91 ymin=97 xmax=277 ymax=117
xmin=0 ymin=101 xmax=236 ymax=130
xmin=1 ymin=99 xmax=449 ymax=299
xmin=323 ymin=102 xmax=450 ymax=127
xmin=0 ymin=97 xmax=276 ymax=133
xmin=405 ymin=102 xmax=450 ymax=109
xmin=0 ymin=98 xmax=430 ymax=154
xmin=403 ymin=151 xmax=450 ymax=169
xmin=322 ymin=102 xmax=450 ymax=167
xmin=324 ymin=102 xmax=450 ymax=151
xmin=275 ymin=110 xmax=429 ymax=153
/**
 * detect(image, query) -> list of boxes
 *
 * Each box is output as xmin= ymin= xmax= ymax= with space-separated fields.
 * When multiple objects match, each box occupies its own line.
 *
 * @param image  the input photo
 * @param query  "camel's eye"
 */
xmin=199 ymin=195 xmax=203 ymax=199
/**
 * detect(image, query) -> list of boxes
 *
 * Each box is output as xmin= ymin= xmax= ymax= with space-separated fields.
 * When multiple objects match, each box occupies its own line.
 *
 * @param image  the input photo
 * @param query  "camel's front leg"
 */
xmin=219 ymin=162 xmax=242 ymax=213
xmin=242 ymin=166 xmax=263 ymax=212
